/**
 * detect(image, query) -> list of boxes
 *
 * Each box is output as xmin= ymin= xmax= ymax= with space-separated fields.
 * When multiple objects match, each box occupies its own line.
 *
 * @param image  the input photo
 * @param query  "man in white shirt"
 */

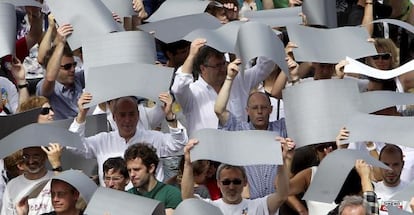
xmin=181 ymin=139 xmax=291 ymax=215
xmin=1 ymin=147 xmax=54 ymax=215
xmin=171 ymin=38 xmax=275 ymax=135
xmin=69 ymin=93 xmax=188 ymax=186
xmin=375 ymin=144 xmax=411 ymax=214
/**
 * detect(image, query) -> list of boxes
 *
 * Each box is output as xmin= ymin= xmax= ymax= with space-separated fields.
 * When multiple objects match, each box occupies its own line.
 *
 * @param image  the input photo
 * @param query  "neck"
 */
xmin=56 ymin=208 xmax=81 ymax=215
xmin=385 ymin=180 xmax=401 ymax=188
xmin=222 ymin=197 xmax=243 ymax=205
xmin=139 ymin=176 xmax=158 ymax=193
xmin=253 ymin=123 xmax=269 ymax=131
xmin=24 ymin=168 xmax=47 ymax=180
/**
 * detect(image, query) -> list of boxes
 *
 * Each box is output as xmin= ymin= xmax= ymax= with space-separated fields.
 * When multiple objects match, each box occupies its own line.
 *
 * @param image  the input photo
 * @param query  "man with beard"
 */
xmin=1 ymin=147 xmax=55 ymax=215
xmin=124 ymin=143 xmax=181 ymax=215
xmin=375 ymin=144 xmax=412 ymax=214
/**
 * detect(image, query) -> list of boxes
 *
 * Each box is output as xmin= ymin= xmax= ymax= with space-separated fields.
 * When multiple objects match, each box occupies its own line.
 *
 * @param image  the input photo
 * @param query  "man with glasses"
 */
xmin=214 ymin=61 xmax=289 ymax=199
xmin=171 ymin=38 xmax=275 ymax=136
xmin=36 ymin=24 xmax=84 ymax=120
xmin=181 ymin=139 xmax=290 ymax=215
xmin=102 ymin=157 xmax=129 ymax=191
xmin=1 ymin=147 xmax=55 ymax=215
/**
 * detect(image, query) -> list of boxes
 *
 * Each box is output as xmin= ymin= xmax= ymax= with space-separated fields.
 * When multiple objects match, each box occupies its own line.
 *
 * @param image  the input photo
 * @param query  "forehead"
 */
xmin=126 ymin=157 xmax=145 ymax=168
xmin=52 ymin=180 xmax=73 ymax=190
xmin=115 ymin=98 xmax=138 ymax=112
xmin=380 ymin=151 xmax=403 ymax=162
xmin=248 ymin=93 xmax=270 ymax=105
xmin=23 ymin=147 xmax=43 ymax=155
xmin=61 ymin=56 xmax=74 ymax=63
xmin=105 ymin=168 xmax=123 ymax=176
xmin=219 ymin=168 xmax=243 ymax=179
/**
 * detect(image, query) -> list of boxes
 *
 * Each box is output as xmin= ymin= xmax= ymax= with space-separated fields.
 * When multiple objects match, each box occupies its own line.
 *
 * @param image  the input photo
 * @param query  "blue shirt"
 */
xmin=36 ymin=71 xmax=84 ymax=120
xmin=220 ymin=112 xmax=287 ymax=199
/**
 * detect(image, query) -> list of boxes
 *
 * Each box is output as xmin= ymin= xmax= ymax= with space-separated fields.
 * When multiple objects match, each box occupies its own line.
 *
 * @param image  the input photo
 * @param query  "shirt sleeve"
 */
xmin=363 ymin=191 xmax=379 ymax=215
xmin=243 ymin=56 xmax=276 ymax=90
xmin=170 ymin=67 xmax=195 ymax=113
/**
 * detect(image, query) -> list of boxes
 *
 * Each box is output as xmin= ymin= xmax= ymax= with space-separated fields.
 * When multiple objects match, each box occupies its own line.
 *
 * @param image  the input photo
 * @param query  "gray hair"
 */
xmin=339 ymin=195 xmax=371 ymax=215
xmin=216 ymin=164 xmax=246 ymax=181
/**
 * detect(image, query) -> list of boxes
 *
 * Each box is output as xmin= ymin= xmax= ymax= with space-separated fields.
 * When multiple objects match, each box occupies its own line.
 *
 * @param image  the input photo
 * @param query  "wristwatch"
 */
xmin=166 ymin=113 xmax=176 ymax=122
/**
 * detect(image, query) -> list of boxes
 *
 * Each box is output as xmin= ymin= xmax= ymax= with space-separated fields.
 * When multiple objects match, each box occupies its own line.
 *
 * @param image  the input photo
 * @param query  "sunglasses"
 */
xmin=315 ymin=142 xmax=337 ymax=152
xmin=40 ymin=107 xmax=53 ymax=115
xmin=221 ymin=179 xmax=242 ymax=186
xmin=372 ymin=53 xmax=391 ymax=60
xmin=60 ymin=62 xmax=77 ymax=70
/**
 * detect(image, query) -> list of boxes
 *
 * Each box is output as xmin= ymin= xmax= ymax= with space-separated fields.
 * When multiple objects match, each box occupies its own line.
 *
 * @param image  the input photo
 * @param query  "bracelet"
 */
xmin=52 ymin=166 xmax=63 ymax=172
xmin=226 ymin=76 xmax=233 ymax=81
xmin=17 ymin=82 xmax=29 ymax=89
xmin=290 ymin=78 xmax=300 ymax=85
xmin=366 ymin=142 xmax=377 ymax=151
xmin=166 ymin=113 xmax=176 ymax=122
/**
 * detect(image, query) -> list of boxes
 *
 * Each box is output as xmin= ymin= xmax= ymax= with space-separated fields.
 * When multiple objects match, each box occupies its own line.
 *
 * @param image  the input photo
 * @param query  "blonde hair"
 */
xmin=18 ymin=96 xmax=49 ymax=112
xmin=373 ymin=38 xmax=400 ymax=69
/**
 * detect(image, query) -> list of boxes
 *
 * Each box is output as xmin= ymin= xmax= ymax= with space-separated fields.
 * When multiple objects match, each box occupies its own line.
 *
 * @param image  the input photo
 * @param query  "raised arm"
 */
xmin=359 ymin=0 xmax=374 ymax=36
xmin=10 ymin=57 xmax=29 ymax=108
xmin=270 ymin=42 xmax=300 ymax=99
xmin=181 ymin=38 xmax=206 ymax=75
xmin=159 ymin=92 xmax=178 ymax=128
xmin=181 ymin=139 xmax=199 ymax=199
xmin=40 ymin=24 xmax=73 ymax=97
xmin=38 ymin=14 xmax=56 ymax=65
xmin=24 ymin=6 xmax=43 ymax=50
xmin=268 ymin=139 xmax=295 ymax=214
xmin=41 ymin=143 xmax=63 ymax=174
xmin=214 ymin=59 xmax=241 ymax=126
xmin=355 ymin=159 xmax=379 ymax=215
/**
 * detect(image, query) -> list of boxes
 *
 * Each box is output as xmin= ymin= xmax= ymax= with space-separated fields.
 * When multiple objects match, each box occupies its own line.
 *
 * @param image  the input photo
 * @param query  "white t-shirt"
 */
xmin=203 ymin=197 xmax=272 ymax=215
xmin=1 ymin=171 xmax=54 ymax=215
xmin=375 ymin=181 xmax=412 ymax=214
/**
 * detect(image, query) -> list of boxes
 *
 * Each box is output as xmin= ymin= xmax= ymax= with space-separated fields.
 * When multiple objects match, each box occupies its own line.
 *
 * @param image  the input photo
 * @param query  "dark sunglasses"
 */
xmin=40 ymin=107 xmax=53 ymax=115
xmin=60 ymin=62 xmax=77 ymax=70
xmin=372 ymin=53 xmax=391 ymax=60
xmin=315 ymin=142 xmax=337 ymax=152
xmin=221 ymin=179 xmax=242 ymax=186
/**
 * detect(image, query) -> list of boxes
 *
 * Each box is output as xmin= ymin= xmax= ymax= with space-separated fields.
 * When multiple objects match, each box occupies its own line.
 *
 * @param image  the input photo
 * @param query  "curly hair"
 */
xmin=124 ymin=143 xmax=159 ymax=170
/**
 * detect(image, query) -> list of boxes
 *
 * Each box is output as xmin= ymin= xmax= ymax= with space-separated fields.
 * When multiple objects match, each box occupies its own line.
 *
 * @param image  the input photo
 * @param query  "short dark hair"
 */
xmin=103 ymin=157 xmax=128 ymax=178
xmin=43 ymin=43 xmax=73 ymax=67
xmin=193 ymin=45 xmax=224 ymax=79
xmin=379 ymin=144 xmax=403 ymax=161
xmin=159 ymin=40 xmax=190 ymax=59
xmin=124 ymin=143 xmax=159 ymax=171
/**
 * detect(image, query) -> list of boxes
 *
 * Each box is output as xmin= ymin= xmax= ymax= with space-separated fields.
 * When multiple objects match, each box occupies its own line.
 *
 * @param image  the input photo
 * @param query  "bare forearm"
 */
xmin=270 ymin=71 xmax=287 ymax=99
xmin=38 ymin=28 xmax=55 ymax=65
xmin=262 ymin=0 xmax=275 ymax=9
xmin=362 ymin=2 xmax=374 ymax=36
xmin=181 ymin=163 xmax=195 ymax=199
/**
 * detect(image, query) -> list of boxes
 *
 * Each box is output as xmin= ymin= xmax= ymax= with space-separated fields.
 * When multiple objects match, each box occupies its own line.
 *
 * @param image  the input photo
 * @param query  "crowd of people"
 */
xmin=1 ymin=0 xmax=414 ymax=215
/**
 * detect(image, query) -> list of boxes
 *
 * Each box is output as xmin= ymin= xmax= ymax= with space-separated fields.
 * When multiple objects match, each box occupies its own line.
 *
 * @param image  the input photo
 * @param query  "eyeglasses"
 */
xmin=51 ymin=191 xmax=71 ymax=198
xmin=315 ymin=142 xmax=337 ymax=152
xmin=372 ymin=53 xmax=392 ymax=60
xmin=40 ymin=107 xmax=53 ymax=115
xmin=22 ymin=154 xmax=42 ymax=161
xmin=60 ymin=62 xmax=77 ymax=70
xmin=221 ymin=179 xmax=242 ymax=186
xmin=204 ymin=62 xmax=227 ymax=70
xmin=248 ymin=105 xmax=270 ymax=111
xmin=104 ymin=176 xmax=124 ymax=182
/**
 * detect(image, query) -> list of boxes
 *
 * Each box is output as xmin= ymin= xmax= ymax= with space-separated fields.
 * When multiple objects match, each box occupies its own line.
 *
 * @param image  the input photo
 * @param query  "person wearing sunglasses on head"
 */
xmin=36 ymin=24 xmax=84 ymax=120
xmin=1 ymin=96 xmax=64 ymax=215
xmin=181 ymin=139 xmax=292 ymax=215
